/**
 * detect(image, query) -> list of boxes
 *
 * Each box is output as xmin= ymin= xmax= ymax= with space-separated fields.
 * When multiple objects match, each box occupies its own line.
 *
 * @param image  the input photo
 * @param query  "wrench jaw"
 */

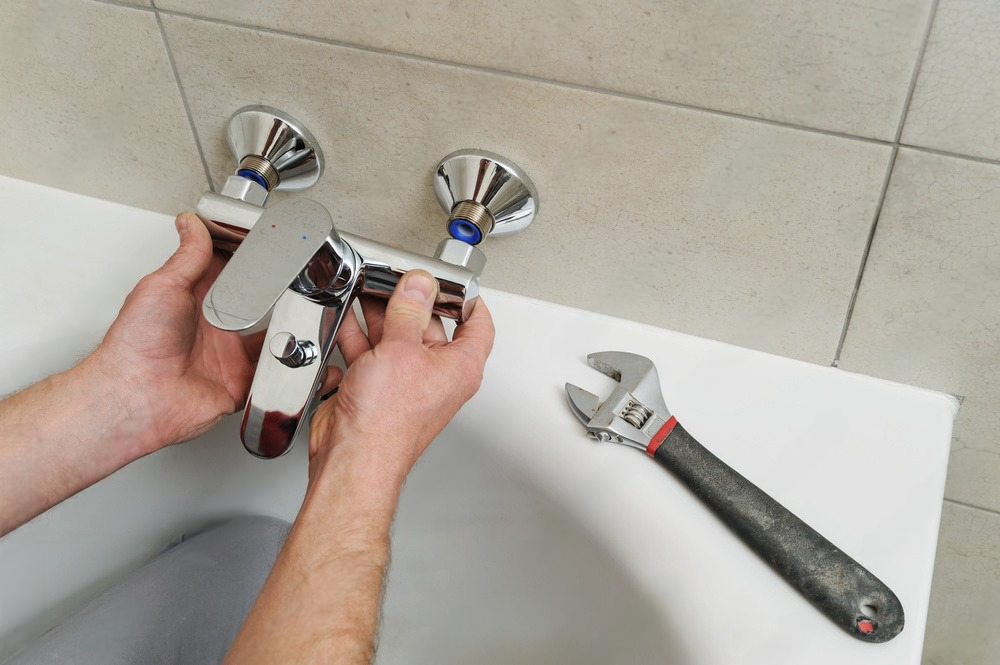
xmin=586 ymin=351 xmax=671 ymax=419
xmin=565 ymin=382 xmax=631 ymax=447
xmin=565 ymin=350 xmax=674 ymax=453
xmin=565 ymin=383 xmax=600 ymax=423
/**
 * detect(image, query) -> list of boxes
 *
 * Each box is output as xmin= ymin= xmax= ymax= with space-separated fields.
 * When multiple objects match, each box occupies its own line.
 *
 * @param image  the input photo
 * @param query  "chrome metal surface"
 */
xmin=227 ymin=106 xmax=324 ymax=191
xmin=219 ymin=175 xmax=269 ymax=207
xmin=434 ymin=238 xmax=488 ymax=275
xmin=203 ymin=199 xmax=349 ymax=333
xmin=197 ymin=193 xmax=268 ymax=253
xmin=342 ymin=232 xmax=481 ymax=322
xmin=269 ymin=332 xmax=318 ymax=368
xmin=565 ymin=351 xmax=672 ymax=452
xmin=242 ymin=292 xmax=351 ymax=458
xmin=434 ymin=149 xmax=538 ymax=238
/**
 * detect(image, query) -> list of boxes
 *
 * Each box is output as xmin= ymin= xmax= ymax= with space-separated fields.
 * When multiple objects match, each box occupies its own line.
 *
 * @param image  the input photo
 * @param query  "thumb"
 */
xmin=158 ymin=213 xmax=213 ymax=288
xmin=381 ymin=270 xmax=438 ymax=344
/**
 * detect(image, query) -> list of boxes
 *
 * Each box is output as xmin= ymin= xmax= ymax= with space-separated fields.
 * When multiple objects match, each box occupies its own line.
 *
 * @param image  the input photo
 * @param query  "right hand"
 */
xmin=308 ymin=270 xmax=495 ymax=487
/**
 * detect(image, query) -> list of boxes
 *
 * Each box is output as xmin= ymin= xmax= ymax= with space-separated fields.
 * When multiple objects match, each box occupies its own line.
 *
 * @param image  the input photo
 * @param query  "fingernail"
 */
xmin=175 ymin=216 xmax=188 ymax=237
xmin=402 ymin=271 xmax=434 ymax=303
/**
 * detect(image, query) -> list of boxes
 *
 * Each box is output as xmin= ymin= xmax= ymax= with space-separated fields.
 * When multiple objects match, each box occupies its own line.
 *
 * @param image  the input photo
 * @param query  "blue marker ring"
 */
xmin=237 ymin=169 xmax=269 ymax=190
xmin=449 ymin=219 xmax=483 ymax=245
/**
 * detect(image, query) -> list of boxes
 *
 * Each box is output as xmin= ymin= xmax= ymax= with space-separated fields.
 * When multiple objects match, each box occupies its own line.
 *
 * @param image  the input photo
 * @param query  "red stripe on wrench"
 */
xmin=645 ymin=416 xmax=678 ymax=456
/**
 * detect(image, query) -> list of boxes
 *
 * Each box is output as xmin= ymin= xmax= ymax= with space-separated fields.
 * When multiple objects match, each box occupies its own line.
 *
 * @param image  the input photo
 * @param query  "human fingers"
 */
xmin=359 ymin=296 xmax=386 ymax=345
xmin=425 ymin=315 xmax=448 ymax=344
xmin=157 ymin=213 xmax=214 ymax=289
xmin=336 ymin=307 xmax=371 ymax=366
xmin=241 ymin=329 xmax=267 ymax=364
xmin=317 ymin=365 xmax=343 ymax=397
xmin=380 ymin=271 xmax=438 ymax=345
xmin=447 ymin=297 xmax=495 ymax=367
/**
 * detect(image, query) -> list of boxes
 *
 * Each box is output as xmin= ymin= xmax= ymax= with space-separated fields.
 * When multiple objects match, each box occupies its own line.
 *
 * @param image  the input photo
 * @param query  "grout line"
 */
xmin=82 ymin=0 xmax=155 ymax=10
xmin=154 ymin=8 xmax=898 ymax=149
xmin=831 ymin=147 xmax=899 ymax=367
xmin=902 ymin=143 xmax=1000 ymax=169
xmin=833 ymin=0 xmax=941 ymax=367
xmin=152 ymin=6 xmax=215 ymax=193
xmin=893 ymin=0 xmax=941 ymax=143
xmin=944 ymin=498 xmax=1000 ymax=518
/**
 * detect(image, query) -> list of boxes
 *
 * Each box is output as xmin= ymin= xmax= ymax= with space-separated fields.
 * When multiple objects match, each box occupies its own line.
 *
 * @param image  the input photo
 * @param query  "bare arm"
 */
xmin=0 ymin=214 xmax=286 ymax=536
xmin=224 ymin=271 xmax=495 ymax=664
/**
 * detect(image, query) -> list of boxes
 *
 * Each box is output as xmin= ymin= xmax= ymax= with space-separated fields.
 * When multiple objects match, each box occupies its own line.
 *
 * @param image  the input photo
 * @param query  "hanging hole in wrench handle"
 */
xmin=649 ymin=420 xmax=905 ymax=643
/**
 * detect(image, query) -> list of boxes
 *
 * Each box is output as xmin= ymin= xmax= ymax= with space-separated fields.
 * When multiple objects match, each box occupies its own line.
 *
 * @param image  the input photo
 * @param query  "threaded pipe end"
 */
xmin=237 ymin=155 xmax=280 ymax=191
xmin=448 ymin=200 xmax=494 ymax=245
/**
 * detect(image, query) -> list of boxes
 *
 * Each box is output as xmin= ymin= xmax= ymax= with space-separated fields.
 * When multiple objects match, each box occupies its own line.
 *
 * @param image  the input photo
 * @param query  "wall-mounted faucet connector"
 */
xmin=434 ymin=149 xmax=538 ymax=246
xmin=226 ymin=105 xmax=324 ymax=194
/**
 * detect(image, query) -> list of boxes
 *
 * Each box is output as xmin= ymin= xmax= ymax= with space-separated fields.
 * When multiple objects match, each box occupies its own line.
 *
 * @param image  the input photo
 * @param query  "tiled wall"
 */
xmin=3 ymin=0 xmax=999 ymax=661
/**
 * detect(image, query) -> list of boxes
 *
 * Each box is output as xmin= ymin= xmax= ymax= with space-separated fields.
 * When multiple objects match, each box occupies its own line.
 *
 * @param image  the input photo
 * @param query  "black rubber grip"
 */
xmin=652 ymin=421 xmax=904 ymax=643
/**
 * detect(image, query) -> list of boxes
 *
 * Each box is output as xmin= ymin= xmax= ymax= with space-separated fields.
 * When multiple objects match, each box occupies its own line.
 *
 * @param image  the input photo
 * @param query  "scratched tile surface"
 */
xmin=921 ymin=502 xmax=1000 ymax=665
xmin=163 ymin=14 xmax=890 ymax=364
xmin=902 ymin=0 xmax=1000 ymax=160
xmin=0 ymin=0 xmax=205 ymax=213
xmin=156 ymin=0 xmax=932 ymax=140
xmin=839 ymin=149 xmax=1000 ymax=512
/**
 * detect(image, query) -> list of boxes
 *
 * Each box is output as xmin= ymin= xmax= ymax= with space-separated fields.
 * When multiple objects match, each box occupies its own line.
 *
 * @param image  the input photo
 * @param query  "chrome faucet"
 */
xmin=195 ymin=106 xmax=538 ymax=458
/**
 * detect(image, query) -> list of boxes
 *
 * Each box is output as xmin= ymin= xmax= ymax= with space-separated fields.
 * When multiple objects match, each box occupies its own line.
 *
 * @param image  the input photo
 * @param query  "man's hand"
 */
xmin=309 ymin=270 xmax=495 ymax=484
xmin=90 ymin=213 xmax=265 ymax=451
xmin=225 ymin=271 xmax=495 ymax=664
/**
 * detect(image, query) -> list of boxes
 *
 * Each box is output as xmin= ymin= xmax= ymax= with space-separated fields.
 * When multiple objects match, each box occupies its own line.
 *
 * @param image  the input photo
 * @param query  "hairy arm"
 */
xmin=0 ymin=357 xmax=159 ymax=535
xmin=225 ymin=271 xmax=495 ymax=664
xmin=0 ymin=214 xmax=275 ymax=537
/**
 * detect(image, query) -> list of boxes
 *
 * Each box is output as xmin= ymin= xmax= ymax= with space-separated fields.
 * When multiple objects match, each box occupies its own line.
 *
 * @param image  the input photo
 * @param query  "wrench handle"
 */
xmin=650 ymin=419 xmax=904 ymax=643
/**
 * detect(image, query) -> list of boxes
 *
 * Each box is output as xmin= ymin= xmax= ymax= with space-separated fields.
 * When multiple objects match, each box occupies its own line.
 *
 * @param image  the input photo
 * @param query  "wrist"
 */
xmin=309 ymin=416 xmax=415 ymax=488
xmin=307 ymin=441 xmax=407 ymax=507
xmin=74 ymin=352 xmax=165 ymax=456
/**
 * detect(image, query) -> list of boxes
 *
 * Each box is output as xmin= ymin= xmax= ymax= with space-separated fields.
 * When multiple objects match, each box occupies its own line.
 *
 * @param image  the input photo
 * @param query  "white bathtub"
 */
xmin=0 ymin=175 xmax=956 ymax=664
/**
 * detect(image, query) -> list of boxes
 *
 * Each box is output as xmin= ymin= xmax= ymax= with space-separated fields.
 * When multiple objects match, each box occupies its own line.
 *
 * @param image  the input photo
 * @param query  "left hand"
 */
xmin=89 ymin=213 xmax=317 ymax=450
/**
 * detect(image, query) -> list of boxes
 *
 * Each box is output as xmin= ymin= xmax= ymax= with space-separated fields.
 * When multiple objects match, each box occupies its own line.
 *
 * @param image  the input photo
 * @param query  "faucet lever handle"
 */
xmin=203 ymin=198 xmax=336 ymax=333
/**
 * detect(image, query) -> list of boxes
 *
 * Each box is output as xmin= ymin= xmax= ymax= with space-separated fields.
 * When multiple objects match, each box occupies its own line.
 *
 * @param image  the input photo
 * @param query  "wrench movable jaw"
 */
xmin=565 ymin=383 xmax=600 ymax=422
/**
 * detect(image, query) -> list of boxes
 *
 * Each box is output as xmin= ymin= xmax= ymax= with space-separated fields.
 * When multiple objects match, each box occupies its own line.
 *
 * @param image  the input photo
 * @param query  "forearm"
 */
xmin=225 ymin=448 xmax=405 ymax=664
xmin=0 ymin=356 xmax=160 ymax=536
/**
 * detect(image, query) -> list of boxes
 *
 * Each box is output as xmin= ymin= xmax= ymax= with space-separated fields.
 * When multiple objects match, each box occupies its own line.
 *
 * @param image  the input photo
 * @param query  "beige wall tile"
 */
xmin=944 ymin=397 xmax=1000 ymax=511
xmin=0 ymin=0 xmax=205 ymax=214
xmin=903 ymin=0 xmax=1000 ymax=161
xmin=923 ymin=502 xmax=1000 ymax=665
xmin=163 ymin=15 xmax=890 ymax=365
xmin=156 ymin=0 xmax=932 ymax=140
xmin=839 ymin=149 xmax=1000 ymax=396
xmin=839 ymin=149 xmax=1000 ymax=509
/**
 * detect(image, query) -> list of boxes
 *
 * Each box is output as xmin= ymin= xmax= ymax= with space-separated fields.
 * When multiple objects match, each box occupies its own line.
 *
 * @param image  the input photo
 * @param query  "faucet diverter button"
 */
xmin=269 ymin=332 xmax=317 ymax=368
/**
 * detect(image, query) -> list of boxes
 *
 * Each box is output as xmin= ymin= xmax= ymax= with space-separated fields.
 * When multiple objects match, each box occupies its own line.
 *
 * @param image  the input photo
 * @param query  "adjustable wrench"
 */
xmin=565 ymin=351 xmax=904 ymax=643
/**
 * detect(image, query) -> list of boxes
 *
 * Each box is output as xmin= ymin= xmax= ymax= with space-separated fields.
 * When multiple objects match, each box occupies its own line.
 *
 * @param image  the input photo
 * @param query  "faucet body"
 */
xmin=194 ymin=106 xmax=536 ymax=459
xmin=198 ymin=188 xmax=485 ymax=458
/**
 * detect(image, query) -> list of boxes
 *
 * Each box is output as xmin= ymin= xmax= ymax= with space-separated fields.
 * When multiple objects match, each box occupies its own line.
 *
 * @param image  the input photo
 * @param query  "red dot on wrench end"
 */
xmin=857 ymin=619 xmax=877 ymax=635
